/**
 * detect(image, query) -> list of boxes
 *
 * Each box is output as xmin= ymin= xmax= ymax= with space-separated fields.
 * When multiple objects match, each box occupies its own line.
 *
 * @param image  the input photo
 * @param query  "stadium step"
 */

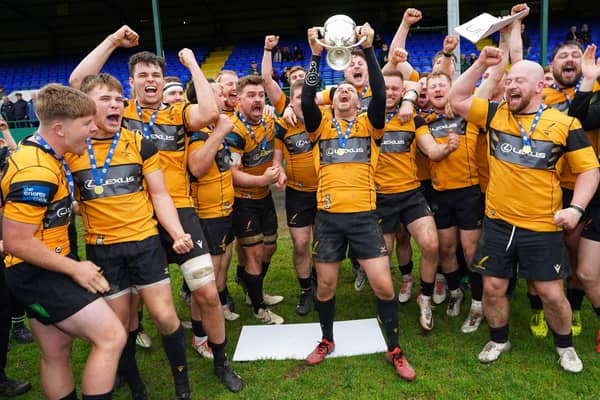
xmin=201 ymin=46 xmax=234 ymax=79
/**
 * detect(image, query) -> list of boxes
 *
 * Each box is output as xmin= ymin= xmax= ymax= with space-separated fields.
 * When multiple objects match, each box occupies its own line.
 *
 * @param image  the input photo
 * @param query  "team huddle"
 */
xmin=1 ymin=2 xmax=600 ymax=399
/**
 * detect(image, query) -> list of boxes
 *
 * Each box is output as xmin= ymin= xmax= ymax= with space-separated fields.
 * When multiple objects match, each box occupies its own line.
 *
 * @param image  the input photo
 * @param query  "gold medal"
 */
xmin=94 ymin=185 xmax=104 ymax=195
xmin=337 ymin=148 xmax=345 ymax=156
xmin=522 ymin=145 xmax=531 ymax=154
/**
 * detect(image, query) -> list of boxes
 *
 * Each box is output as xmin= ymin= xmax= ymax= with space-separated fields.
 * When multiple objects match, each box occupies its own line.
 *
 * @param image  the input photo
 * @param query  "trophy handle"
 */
xmin=349 ymin=36 xmax=367 ymax=48
xmin=313 ymin=27 xmax=334 ymax=49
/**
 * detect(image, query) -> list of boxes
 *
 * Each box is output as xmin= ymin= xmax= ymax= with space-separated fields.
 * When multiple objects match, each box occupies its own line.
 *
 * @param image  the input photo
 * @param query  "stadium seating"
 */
xmin=0 ymin=22 xmax=596 ymax=96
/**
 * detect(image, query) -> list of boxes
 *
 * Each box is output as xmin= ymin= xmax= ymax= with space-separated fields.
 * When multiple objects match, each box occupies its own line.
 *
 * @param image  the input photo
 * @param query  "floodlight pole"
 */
xmin=151 ymin=0 xmax=164 ymax=58
xmin=447 ymin=0 xmax=460 ymax=79
xmin=540 ymin=0 xmax=549 ymax=66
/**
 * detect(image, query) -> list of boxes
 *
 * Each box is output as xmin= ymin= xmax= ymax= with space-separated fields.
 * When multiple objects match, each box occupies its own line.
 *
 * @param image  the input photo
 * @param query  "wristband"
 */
xmin=403 ymin=89 xmax=418 ymax=103
xmin=264 ymin=48 xmax=272 ymax=52
xmin=569 ymin=204 xmax=585 ymax=216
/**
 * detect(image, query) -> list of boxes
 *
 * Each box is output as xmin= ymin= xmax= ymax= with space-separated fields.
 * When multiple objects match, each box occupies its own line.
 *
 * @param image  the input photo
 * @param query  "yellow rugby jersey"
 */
xmin=65 ymin=129 xmax=160 ymax=245
xmin=226 ymin=112 xmax=277 ymax=200
xmin=273 ymin=93 xmax=287 ymax=115
xmin=122 ymin=101 xmax=194 ymax=208
xmin=188 ymin=128 xmax=234 ymax=218
xmin=1 ymin=139 xmax=72 ymax=267
xmin=543 ymin=82 xmax=600 ymax=190
xmin=274 ymin=118 xmax=318 ymax=192
xmin=375 ymin=114 xmax=427 ymax=194
xmin=424 ymin=112 xmax=480 ymax=191
xmin=476 ymin=132 xmax=490 ymax=193
xmin=467 ymin=97 xmax=599 ymax=231
xmin=309 ymin=108 xmax=383 ymax=213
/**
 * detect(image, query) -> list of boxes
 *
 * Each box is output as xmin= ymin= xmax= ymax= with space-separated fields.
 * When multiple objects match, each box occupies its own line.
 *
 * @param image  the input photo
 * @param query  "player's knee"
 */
xmin=181 ymin=254 xmax=215 ymax=292
xmin=575 ymin=266 xmax=594 ymax=285
xmin=192 ymin=285 xmax=221 ymax=310
xmin=420 ymin=239 xmax=439 ymax=259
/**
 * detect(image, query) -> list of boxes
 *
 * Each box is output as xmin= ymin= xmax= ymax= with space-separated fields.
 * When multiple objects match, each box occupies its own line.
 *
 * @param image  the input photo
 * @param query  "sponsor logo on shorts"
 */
xmin=473 ymin=255 xmax=488 ymax=270
xmin=195 ymin=240 xmax=203 ymax=249
xmin=553 ymin=264 xmax=561 ymax=274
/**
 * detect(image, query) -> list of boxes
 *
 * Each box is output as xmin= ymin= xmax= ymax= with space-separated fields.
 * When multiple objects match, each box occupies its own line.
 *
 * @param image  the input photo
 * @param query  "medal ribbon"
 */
xmin=385 ymin=105 xmax=400 ymax=125
xmin=86 ymin=130 xmax=122 ymax=193
xmin=238 ymin=112 xmax=267 ymax=151
xmin=135 ymin=101 xmax=159 ymax=140
xmin=514 ymin=104 xmax=545 ymax=154
xmin=550 ymin=77 xmax=582 ymax=106
xmin=34 ymin=132 xmax=74 ymax=202
xmin=359 ymin=83 xmax=369 ymax=101
xmin=333 ymin=117 xmax=355 ymax=150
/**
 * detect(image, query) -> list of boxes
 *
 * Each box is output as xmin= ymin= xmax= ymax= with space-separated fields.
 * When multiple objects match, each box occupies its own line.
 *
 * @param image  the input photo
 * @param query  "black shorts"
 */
xmin=5 ymin=262 xmax=100 ymax=325
xmin=313 ymin=210 xmax=388 ymax=263
xmin=86 ymin=235 xmax=169 ymax=297
xmin=232 ymin=193 xmax=278 ymax=246
xmin=199 ymin=215 xmax=235 ymax=255
xmin=420 ymin=179 xmax=434 ymax=206
xmin=159 ymin=207 xmax=210 ymax=265
xmin=471 ymin=216 xmax=570 ymax=281
xmin=285 ymin=186 xmax=317 ymax=228
xmin=431 ymin=185 xmax=483 ymax=230
xmin=581 ymin=191 xmax=600 ymax=241
xmin=376 ymin=188 xmax=433 ymax=234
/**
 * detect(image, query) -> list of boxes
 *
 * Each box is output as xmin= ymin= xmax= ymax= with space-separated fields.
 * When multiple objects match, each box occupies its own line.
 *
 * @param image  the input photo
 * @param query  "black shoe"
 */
xmin=176 ymin=392 xmax=192 ymax=400
xmin=0 ymin=378 xmax=32 ymax=396
xmin=296 ymin=290 xmax=313 ymax=316
xmin=11 ymin=324 xmax=34 ymax=344
xmin=214 ymin=363 xmax=243 ymax=393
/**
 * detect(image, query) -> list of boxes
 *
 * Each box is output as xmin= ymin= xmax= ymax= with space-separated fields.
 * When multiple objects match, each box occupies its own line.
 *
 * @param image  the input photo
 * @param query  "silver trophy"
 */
xmin=315 ymin=15 xmax=365 ymax=71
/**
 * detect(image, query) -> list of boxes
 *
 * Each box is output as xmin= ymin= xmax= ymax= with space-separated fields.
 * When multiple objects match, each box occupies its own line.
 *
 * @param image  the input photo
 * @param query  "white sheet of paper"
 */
xmin=232 ymin=318 xmax=387 ymax=361
xmin=454 ymin=11 xmax=527 ymax=44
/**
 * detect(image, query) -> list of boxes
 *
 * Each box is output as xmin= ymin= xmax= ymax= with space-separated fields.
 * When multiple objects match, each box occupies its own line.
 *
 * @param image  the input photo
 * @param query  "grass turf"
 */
xmin=5 ymin=212 xmax=599 ymax=400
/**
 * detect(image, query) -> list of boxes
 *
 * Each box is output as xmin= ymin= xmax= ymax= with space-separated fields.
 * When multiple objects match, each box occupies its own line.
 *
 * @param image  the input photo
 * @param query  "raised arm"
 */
xmin=262 ymin=35 xmax=285 ymax=108
xmin=475 ymin=27 xmax=510 ymax=99
xmin=508 ymin=3 xmax=530 ymax=63
xmin=449 ymin=47 xmax=504 ymax=118
xmin=360 ymin=23 xmax=385 ymax=129
xmin=434 ymin=35 xmax=459 ymax=77
xmin=179 ymin=48 xmax=219 ymax=130
xmin=301 ymin=28 xmax=325 ymax=133
xmin=390 ymin=8 xmax=422 ymax=52
xmin=569 ymin=44 xmax=600 ymax=129
xmin=388 ymin=8 xmax=422 ymax=80
xmin=70 ymin=25 xmax=139 ymax=89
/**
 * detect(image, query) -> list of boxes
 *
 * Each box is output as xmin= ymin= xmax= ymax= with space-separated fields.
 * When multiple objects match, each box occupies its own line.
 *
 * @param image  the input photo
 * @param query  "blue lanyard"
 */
xmin=333 ymin=117 xmax=355 ymax=149
xmin=385 ymin=105 xmax=400 ymax=125
xmin=238 ymin=112 xmax=267 ymax=151
xmin=550 ymin=77 xmax=582 ymax=106
xmin=86 ymin=130 xmax=121 ymax=195
xmin=34 ymin=133 xmax=74 ymax=202
xmin=135 ymin=101 xmax=159 ymax=140
xmin=514 ymin=104 xmax=545 ymax=154
xmin=359 ymin=83 xmax=369 ymax=101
